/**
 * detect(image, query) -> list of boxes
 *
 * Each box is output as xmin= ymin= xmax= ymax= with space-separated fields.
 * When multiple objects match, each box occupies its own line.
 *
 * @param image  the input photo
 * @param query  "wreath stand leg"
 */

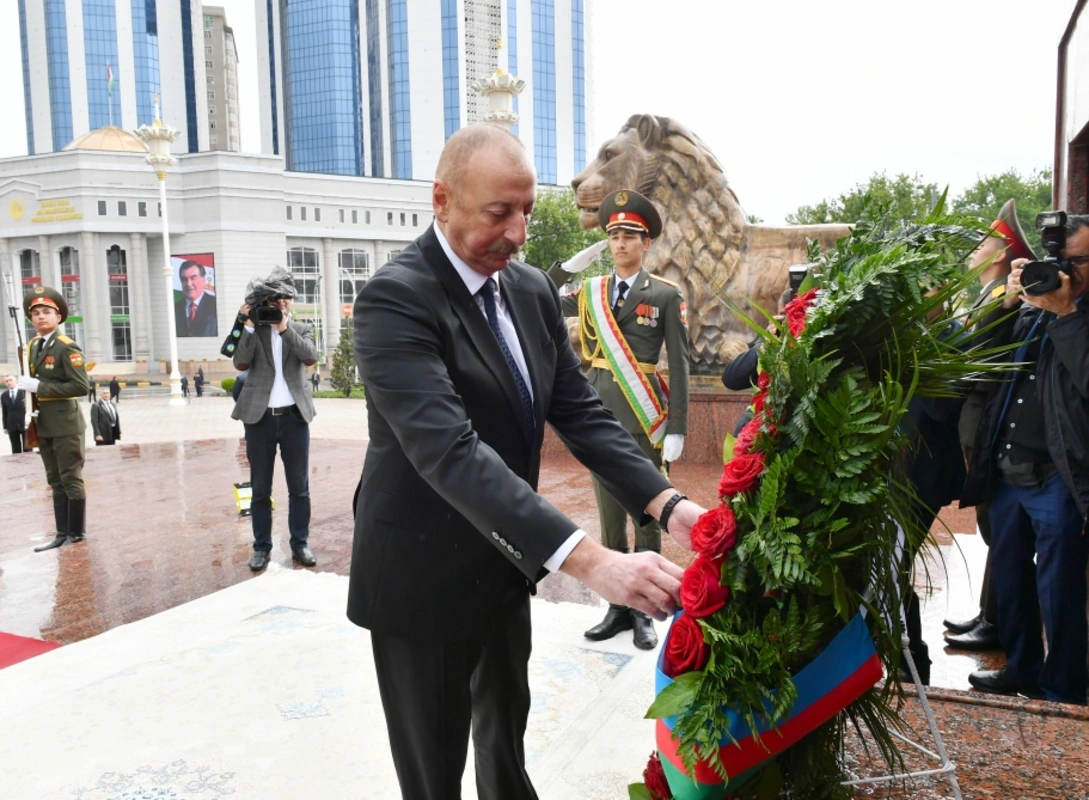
xmin=840 ymin=639 xmax=963 ymax=799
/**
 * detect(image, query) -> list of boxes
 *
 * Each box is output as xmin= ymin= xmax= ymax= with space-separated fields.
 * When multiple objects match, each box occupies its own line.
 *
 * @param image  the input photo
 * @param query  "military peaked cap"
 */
xmin=23 ymin=285 xmax=69 ymax=322
xmin=990 ymin=198 xmax=1037 ymax=262
xmin=599 ymin=189 xmax=663 ymax=240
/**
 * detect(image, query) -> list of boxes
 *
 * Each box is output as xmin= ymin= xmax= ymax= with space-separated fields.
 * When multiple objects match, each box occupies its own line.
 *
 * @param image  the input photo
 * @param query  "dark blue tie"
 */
xmin=480 ymin=278 xmax=535 ymax=434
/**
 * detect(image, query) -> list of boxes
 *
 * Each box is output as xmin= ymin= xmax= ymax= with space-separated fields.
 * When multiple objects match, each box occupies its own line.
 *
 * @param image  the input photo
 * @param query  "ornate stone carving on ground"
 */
xmin=572 ymin=114 xmax=850 ymax=367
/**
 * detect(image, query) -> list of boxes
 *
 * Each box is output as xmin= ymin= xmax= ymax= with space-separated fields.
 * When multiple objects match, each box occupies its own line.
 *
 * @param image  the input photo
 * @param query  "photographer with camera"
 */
xmin=230 ymin=266 xmax=319 ymax=571
xmin=961 ymin=212 xmax=1089 ymax=705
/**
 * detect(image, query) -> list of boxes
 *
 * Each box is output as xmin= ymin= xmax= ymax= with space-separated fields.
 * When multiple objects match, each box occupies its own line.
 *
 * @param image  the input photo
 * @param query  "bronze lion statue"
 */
xmin=572 ymin=114 xmax=849 ymax=367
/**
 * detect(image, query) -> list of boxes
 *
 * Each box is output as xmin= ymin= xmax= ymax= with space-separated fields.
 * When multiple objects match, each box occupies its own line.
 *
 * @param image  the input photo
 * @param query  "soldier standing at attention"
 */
xmin=17 ymin=286 xmax=91 ymax=552
xmin=548 ymin=189 xmax=690 ymax=649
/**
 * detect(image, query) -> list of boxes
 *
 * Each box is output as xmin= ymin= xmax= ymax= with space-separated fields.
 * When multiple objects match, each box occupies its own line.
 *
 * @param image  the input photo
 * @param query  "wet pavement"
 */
xmin=2 ymin=398 xmax=1088 ymax=797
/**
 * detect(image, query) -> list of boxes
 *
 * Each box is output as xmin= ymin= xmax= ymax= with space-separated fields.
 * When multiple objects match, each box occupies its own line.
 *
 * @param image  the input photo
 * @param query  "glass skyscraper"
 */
xmin=17 ymin=0 xmax=208 ymax=155
xmin=259 ymin=0 xmax=593 ymax=186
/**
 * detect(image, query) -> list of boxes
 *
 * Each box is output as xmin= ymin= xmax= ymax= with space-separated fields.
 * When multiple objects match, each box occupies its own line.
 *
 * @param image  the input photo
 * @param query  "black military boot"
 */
xmin=66 ymin=498 xmax=86 ymax=544
xmin=632 ymin=546 xmax=661 ymax=650
xmin=34 ymin=495 xmax=70 ymax=552
xmin=585 ymin=604 xmax=634 ymax=641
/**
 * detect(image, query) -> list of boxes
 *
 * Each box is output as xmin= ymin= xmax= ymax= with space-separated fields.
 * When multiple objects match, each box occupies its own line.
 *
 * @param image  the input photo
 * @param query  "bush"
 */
xmin=220 ymin=377 xmax=236 ymax=393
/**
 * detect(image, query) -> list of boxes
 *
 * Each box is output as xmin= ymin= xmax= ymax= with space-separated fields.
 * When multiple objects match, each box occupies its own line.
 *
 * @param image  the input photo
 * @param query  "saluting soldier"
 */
xmin=548 ymin=189 xmax=690 ymax=649
xmin=17 ymin=286 xmax=91 ymax=552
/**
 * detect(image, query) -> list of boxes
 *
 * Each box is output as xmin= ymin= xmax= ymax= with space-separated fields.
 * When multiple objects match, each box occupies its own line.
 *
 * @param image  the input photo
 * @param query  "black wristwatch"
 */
xmin=658 ymin=492 xmax=688 ymax=534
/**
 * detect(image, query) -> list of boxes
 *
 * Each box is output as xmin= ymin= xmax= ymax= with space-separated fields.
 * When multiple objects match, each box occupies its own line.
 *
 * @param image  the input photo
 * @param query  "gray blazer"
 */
xmin=230 ymin=322 xmax=318 ymax=424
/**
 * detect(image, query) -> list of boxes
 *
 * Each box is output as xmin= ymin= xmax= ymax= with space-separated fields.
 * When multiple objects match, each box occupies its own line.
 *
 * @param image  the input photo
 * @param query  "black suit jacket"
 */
xmin=175 ymin=292 xmax=219 ymax=337
xmin=348 ymin=226 xmax=672 ymax=641
xmin=1 ymin=389 xmax=26 ymax=433
xmin=90 ymin=400 xmax=121 ymax=444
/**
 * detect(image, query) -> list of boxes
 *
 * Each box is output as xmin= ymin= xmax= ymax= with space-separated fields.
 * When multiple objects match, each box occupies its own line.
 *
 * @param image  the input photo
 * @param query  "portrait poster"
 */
xmin=172 ymin=253 xmax=218 ymax=338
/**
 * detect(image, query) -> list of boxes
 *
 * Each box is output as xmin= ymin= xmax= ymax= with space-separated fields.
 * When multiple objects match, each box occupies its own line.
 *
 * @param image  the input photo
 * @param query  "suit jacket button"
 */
xmin=506 ymin=544 xmax=514 ymax=552
xmin=492 ymin=532 xmax=500 ymax=540
xmin=514 ymin=552 xmax=523 ymax=559
xmin=500 ymin=537 xmax=508 ymax=546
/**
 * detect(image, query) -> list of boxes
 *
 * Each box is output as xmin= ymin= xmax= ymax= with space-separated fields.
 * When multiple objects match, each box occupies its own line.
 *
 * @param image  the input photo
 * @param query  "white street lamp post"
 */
xmin=135 ymin=97 xmax=185 ymax=407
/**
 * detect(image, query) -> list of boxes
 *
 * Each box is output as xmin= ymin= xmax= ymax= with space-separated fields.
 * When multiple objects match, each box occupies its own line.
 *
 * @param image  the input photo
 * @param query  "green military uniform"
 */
xmin=548 ymin=189 xmax=690 ymax=648
xmin=23 ymin=286 xmax=90 ymax=552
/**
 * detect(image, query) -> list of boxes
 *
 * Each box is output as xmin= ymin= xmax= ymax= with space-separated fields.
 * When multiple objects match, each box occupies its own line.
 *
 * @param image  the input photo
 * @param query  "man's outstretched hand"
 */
xmin=561 ymin=538 xmax=684 ymax=620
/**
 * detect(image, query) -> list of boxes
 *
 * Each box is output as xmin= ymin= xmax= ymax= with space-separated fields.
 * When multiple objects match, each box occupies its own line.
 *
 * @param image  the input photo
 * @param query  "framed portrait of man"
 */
xmin=172 ymin=254 xmax=218 ymax=338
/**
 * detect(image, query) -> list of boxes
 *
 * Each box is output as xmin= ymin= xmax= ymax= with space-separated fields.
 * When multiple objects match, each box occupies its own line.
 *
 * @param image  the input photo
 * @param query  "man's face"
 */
xmin=100 ymin=390 xmax=111 ymax=402
xmin=30 ymin=305 xmax=61 ymax=335
xmin=969 ymin=235 xmax=1004 ymax=272
xmin=607 ymin=229 xmax=650 ymax=272
xmin=1063 ymin=226 xmax=1089 ymax=299
xmin=180 ymin=266 xmax=206 ymax=301
xmin=4 ymin=376 xmax=15 ymax=390
xmin=434 ymin=148 xmax=536 ymax=276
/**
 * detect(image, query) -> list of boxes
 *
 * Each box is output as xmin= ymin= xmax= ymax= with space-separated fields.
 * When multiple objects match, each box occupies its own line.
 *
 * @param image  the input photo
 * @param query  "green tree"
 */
xmin=330 ymin=320 xmax=359 ymax=398
xmin=786 ymin=172 xmax=939 ymax=226
xmin=523 ymin=187 xmax=607 ymax=270
xmin=952 ymin=168 xmax=1052 ymax=253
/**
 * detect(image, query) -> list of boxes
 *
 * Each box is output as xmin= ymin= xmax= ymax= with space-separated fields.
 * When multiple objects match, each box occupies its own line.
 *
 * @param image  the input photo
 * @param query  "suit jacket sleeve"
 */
xmin=36 ymin=340 xmax=90 ymax=399
xmin=281 ymin=323 xmax=318 ymax=366
xmin=546 ymin=262 xmax=580 ymax=318
xmin=358 ymin=273 xmax=606 ymax=581
xmin=232 ymin=327 xmax=259 ymax=370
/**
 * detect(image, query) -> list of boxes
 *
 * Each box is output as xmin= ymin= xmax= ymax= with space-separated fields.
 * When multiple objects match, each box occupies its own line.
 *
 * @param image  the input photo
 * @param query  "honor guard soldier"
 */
xmin=18 ymin=286 xmax=91 ymax=552
xmin=548 ymin=189 xmax=690 ymax=649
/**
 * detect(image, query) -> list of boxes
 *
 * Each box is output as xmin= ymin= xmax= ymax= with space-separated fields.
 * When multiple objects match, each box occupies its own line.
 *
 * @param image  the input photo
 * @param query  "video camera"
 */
xmin=219 ymin=267 xmax=297 ymax=357
xmin=1021 ymin=211 xmax=1072 ymax=296
xmin=788 ymin=264 xmax=809 ymax=300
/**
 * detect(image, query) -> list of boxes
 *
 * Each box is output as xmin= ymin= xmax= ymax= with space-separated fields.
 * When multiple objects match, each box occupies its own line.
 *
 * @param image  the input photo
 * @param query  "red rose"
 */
xmin=643 ymin=752 xmax=672 ymax=800
xmin=752 ymin=390 xmax=768 ymax=414
xmin=690 ymin=505 xmax=738 ymax=558
xmin=681 ymin=556 xmax=730 ymax=617
xmin=734 ymin=414 xmax=762 ymax=455
xmin=718 ymin=452 xmax=766 ymax=498
xmin=756 ymin=371 xmax=770 ymax=392
xmin=663 ymin=612 xmax=709 ymax=678
xmin=783 ymin=289 xmax=818 ymax=338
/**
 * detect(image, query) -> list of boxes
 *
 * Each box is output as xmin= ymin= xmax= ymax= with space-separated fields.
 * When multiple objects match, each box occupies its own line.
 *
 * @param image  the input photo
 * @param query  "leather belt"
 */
xmin=590 ymin=358 xmax=657 ymax=375
xmin=268 ymin=404 xmax=296 ymax=416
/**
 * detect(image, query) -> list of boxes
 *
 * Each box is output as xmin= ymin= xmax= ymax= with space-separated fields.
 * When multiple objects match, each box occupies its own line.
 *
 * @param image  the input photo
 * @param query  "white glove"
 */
xmin=662 ymin=434 xmax=684 ymax=463
xmin=17 ymin=376 xmax=39 ymax=394
xmin=561 ymin=239 xmax=608 ymax=273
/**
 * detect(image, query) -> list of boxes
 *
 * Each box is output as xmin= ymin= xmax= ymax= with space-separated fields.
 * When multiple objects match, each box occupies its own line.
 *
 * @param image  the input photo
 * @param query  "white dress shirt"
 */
xmin=267 ymin=328 xmax=296 ymax=408
xmin=435 ymin=225 xmax=585 ymax=573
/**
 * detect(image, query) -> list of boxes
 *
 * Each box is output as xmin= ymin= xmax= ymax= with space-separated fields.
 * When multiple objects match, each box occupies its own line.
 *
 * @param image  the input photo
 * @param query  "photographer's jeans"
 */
xmin=244 ymin=408 xmax=311 ymax=553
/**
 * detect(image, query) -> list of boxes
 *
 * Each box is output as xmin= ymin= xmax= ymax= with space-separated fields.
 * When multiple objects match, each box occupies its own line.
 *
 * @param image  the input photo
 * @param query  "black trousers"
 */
xmin=243 ymin=408 xmax=310 ymax=552
xmin=371 ymin=590 xmax=538 ymax=800
xmin=8 ymin=431 xmax=24 ymax=454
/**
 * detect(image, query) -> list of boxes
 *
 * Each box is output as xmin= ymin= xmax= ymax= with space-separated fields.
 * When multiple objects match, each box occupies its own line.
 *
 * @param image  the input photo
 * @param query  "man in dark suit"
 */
xmin=231 ymin=270 xmax=318 ymax=571
xmin=108 ymin=376 xmax=121 ymax=403
xmin=348 ymin=124 xmax=704 ymax=800
xmin=90 ymin=389 xmax=121 ymax=446
xmin=174 ymin=261 xmax=219 ymax=337
xmin=2 ymin=375 xmax=27 ymax=453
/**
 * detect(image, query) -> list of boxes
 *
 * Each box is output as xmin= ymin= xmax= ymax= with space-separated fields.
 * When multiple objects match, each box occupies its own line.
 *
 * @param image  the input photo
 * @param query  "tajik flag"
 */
xmin=107 ymin=62 xmax=114 ymax=97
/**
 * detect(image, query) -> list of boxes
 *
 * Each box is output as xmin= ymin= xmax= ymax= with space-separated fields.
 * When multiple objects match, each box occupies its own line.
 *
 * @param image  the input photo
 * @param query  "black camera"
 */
xmin=1021 ymin=211 xmax=1071 ymax=296
xmin=252 ymin=303 xmax=284 ymax=326
xmin=788 ymin=264 xmax=809 ymax=299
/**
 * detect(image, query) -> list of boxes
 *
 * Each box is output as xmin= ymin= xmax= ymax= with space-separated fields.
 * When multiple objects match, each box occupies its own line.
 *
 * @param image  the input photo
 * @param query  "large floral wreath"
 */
xmin=631 ymin=204 xmax=1012 ymax=800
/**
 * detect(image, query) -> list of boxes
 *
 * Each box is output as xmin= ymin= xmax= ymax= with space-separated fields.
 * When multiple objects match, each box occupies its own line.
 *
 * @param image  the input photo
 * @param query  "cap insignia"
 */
xmin=615 ymin=191 xmax=629 ymax=207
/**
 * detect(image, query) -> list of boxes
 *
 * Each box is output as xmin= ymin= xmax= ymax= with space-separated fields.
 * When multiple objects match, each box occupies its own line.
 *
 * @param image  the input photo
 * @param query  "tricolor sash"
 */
xmin=578 ymin=275 xmax=668 ymax=445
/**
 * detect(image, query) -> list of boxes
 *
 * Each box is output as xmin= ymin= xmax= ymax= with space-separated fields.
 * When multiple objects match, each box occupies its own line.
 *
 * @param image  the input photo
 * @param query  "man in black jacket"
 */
xmin=2 ymin=375 xmax=27 ymax=453
xmin=961 ymin=214 xmax=1089 ymax=705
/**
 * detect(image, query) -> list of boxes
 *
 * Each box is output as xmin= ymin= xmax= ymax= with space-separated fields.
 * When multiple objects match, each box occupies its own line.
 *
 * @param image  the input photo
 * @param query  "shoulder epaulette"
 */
xmin=650 ymin=274 xmax=679 ymax=288
xmin=28 ymin=335 xmax=41 ymax=345
xmin=56 ymin=334 xmax=75 ymax=345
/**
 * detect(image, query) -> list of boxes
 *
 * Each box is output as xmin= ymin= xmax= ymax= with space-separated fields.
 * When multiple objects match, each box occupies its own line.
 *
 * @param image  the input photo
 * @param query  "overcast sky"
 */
xmin=0 ymin=0 xmax=1075 ymax=223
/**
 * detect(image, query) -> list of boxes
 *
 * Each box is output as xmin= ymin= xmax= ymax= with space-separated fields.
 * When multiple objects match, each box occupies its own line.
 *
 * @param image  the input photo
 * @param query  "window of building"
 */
xmin=138 ymin=201 xmax=147 ymax=217
xmin=157 ymin=202 xmax=162 ymax=217
xmin=205 ymin=60 xmax=213 ymax=69
xmin=286 ymin=206 xmax=292 ymax=220
xmin=339 ymin=209 xmax=345 ymax=223
xmin=387 ymin=212 xmax=393 ymax=225
xmin=301 ymin=207 xmax=307 ymax=221
xmin=209 ymin=135 xmax=218 ymax=144
xmin=58 ymin=246 xmax=83 ymax=348
xmin=207 ymin=91 xmax=215 ymax=100
xmin=210 ymin=105 xmax=217 ymax=114
xmin=118 ymin=201 xmax=127 ymax=216
xmin=352 ymin=210 xmax=358 ymax=224
xmin=314 ymin=208 xmax=321 ymax=222
xmin=412 ymin=213 xmax=418 ymax=227
xmin=286 ymin=246 xmax=320 ymax=305
xmin=204 ymin=16 xmax=213 ymax=28
xmin=18 ymin=249 xmax=41 ymax=341
xmin=339 ymin=248 xmax=370 ymax=304
xmin=106 ymin=244 xmax=132 ymax=361
xmin=205 ymin=45 xmax=212 ymax=55
xmin=209 ymin=120 xmax=216 ymax=129
xmin=206 ymin=75 xmax=214 ymax=84
xmin=400 ymin=212 xmax=406 ymax=226
xmin=204 ymin=30 xmax=211 ymax=39
xmin=365 ymin=211 xmax=371 ymax=224
xmin=97 ymin=200 xmax=107 ymax=216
